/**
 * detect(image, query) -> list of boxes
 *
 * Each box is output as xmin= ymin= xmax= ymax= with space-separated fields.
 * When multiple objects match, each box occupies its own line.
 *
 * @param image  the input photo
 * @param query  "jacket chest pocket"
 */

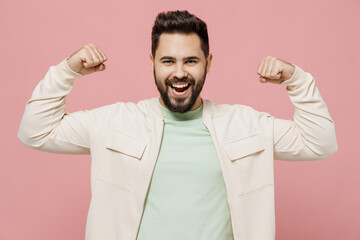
xmin=96 ymin=130 xmax=147 ymax=193
xmin=223 ymin=132 xmax=273 ymax=196
xmin=224 ymin=132 xmax=265 ymax=161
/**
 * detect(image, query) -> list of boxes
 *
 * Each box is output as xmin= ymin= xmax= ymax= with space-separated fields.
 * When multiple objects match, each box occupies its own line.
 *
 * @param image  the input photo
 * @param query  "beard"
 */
xmin=154 ymin=67 xmax=207 ymax=113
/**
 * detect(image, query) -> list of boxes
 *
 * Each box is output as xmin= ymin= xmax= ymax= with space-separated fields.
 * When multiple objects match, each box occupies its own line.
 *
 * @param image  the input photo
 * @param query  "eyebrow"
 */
xmin=159 ymin=56 xmax=201 ymax=61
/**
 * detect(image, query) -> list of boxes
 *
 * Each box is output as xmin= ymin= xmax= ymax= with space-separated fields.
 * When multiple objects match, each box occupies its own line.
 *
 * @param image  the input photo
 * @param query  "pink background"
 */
xmin=1 ymin=0 xmax=359 ymax=239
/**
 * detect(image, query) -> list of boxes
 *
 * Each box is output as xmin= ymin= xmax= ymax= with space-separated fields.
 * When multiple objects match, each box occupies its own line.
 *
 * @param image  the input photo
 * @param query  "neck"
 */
xmin=189 ymin=97 xmax=203 ymax=111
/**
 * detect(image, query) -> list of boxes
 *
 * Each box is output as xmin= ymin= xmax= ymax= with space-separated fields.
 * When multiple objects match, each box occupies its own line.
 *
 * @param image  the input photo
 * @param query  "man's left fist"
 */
xmin=257 ymin=56 xmax=295 ymax=84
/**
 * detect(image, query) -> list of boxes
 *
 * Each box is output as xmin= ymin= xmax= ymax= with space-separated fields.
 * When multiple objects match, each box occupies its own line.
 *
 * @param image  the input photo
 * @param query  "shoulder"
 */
xmin=105 ymin=98 xmax=155 ymax=117
xmin=204 ymin=100 xmax=275 ymax=141
xmin=204 ymin=99 xmax=272 ymax=118
xmin=204 ymin=99 xmax=274 ymax=133
xmin=81 ymin=98 xmax=154 ymax=122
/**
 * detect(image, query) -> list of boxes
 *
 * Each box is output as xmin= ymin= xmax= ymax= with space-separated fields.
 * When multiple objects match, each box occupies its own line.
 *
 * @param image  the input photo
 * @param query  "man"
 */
xmin=18 ymin=10 xmax=337 ymax=240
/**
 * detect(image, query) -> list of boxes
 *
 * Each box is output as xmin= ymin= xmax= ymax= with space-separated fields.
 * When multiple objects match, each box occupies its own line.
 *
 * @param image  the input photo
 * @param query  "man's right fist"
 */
xmin=66 ymin=43 xmax=107 ymax=75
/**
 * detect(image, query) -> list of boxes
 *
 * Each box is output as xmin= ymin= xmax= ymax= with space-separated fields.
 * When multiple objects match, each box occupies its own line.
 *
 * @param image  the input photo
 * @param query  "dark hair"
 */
xmin=151 ymin=10 xmax=209 ymax=58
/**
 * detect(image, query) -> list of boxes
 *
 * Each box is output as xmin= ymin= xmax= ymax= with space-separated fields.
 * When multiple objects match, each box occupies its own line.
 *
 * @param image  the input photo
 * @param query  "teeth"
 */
xmin=171 ymin=83 xmax=189 ymax=88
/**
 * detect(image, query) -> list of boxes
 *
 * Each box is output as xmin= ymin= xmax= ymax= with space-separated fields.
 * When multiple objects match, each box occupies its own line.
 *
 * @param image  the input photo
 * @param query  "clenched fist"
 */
xmin=257 ymin=56 xmax=295 ymax=84
xmin=66 ymin=43 xmax=107 ymax=75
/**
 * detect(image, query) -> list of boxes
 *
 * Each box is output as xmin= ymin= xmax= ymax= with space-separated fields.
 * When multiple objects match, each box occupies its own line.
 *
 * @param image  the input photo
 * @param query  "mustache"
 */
xmin=165 ymin=77 xmax=195 ymax=85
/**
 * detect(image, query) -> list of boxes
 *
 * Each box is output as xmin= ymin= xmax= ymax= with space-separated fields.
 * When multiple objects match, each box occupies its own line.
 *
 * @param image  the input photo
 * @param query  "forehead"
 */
xmin=156 ymin=33 xmax=204 ymax=58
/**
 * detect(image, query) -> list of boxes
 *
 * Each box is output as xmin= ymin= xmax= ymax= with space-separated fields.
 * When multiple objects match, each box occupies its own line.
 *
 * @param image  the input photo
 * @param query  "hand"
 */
xmin=66 ymin=43 xmax=107 ymax=75
xmin=257 ymin=56 xmax=295 ymax=84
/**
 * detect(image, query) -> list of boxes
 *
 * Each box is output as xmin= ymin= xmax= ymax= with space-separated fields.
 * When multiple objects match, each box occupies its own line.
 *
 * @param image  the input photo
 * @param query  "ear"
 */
xmin=206 ymin=53 xmax=213 ymax=74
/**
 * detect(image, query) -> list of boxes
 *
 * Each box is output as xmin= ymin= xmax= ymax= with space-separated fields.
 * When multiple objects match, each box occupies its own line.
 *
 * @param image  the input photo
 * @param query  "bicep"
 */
xmin=273 ymin=117 xmax=335 ymax=161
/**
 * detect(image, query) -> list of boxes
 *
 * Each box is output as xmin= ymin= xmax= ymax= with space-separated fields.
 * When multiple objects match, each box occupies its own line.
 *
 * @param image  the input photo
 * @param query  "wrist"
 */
xmin=65 ymin=57 xmax=84 ymax=77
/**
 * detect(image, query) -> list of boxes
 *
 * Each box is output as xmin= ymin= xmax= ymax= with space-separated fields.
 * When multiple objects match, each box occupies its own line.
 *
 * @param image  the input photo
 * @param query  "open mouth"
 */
xmin=169 ymin=82 xmax=191 ymax=93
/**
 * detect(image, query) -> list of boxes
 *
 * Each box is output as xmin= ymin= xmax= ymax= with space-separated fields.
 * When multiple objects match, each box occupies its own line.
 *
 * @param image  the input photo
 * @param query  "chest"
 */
xmin=155 ymin=120 xmax=223 ymax=185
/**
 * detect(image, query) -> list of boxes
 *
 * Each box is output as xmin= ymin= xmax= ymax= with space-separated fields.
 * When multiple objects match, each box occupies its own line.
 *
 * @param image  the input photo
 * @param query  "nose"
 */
xmin=173 ymin=63 xmax=188 ymax=79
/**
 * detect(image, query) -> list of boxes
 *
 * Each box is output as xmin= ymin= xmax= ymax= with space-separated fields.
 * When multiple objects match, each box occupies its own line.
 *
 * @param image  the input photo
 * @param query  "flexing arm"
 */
xmin=17 ymin=44 xmax=108 ymax=154
xmin=257 ymin=56 xmax=338 ymax=161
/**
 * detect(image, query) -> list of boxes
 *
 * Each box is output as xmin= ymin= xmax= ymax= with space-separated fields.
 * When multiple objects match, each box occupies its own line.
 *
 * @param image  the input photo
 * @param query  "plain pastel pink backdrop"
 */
xmin=1 ymin=0 xmax=359 ymax=239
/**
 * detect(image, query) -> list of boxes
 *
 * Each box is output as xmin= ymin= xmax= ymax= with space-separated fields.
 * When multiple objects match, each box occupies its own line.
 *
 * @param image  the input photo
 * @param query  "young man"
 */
xmin=18 ymin=10 xmax=337 ymax=240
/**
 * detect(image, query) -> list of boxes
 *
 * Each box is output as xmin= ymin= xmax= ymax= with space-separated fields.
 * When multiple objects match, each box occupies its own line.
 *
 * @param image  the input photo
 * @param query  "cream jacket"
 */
xmin=18 ymin=59 xmax=337 ymax=240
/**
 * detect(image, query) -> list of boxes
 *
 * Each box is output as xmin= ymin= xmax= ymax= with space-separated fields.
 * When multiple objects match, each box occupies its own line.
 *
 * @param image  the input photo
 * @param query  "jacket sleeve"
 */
xmin=273 ymin=64 xmax=338 ymax=161
xmin=17 ymin=58 xmax=107 ymax=154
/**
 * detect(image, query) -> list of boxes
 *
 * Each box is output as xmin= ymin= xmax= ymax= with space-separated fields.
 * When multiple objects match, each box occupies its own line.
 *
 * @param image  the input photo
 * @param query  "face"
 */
xmin=151 ymin=33 xmax=212 ymax=113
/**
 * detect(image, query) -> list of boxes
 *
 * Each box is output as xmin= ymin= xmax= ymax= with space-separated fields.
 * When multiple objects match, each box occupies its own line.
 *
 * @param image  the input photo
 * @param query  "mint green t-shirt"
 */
xmin=136 ymin=103 xmax=233 ymax=240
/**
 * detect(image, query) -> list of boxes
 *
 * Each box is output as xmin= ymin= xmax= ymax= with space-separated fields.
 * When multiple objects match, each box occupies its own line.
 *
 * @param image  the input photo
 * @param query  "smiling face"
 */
xmin=151 ymin=33 xmax=212 ymax=113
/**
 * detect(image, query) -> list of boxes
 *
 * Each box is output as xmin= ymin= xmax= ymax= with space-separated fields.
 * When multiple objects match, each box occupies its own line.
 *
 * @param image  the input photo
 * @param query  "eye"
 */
xmin=162 ymin=60 xmax=174 ymax=65
xmin=186 ymin=60 xmax=197 ymax=64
